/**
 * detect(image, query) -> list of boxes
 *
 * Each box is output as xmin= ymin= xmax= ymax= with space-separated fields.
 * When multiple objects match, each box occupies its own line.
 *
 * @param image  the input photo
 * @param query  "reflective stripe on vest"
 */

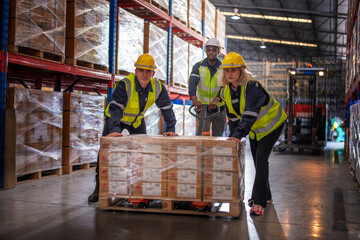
xmin=105 ymin=74 xmax=162 ymax=128
xmin=220 ymin=81 xmax=287 ymax=140
xmin=196 ymin=61 xmax=224 ymax=107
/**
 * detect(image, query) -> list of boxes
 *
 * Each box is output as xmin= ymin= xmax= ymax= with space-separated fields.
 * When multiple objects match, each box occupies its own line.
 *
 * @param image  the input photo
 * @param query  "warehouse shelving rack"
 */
xmin=0 ymin=0 xmax=223 ymax=187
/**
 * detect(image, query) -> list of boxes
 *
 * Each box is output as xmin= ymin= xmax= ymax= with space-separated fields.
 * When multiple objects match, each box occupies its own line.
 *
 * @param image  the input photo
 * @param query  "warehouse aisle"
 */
xmin=0 ymin=142 xmax=359 ymax=240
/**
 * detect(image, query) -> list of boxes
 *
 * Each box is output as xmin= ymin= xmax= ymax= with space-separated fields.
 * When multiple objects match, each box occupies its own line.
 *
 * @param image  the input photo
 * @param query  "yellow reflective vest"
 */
xmin=105 ymin=74 xmax=162 ymax=128
xmin=220 ymin=81 xmax=287 ymax=140
xmin=197 ymin=61 xmax=225 ymax=107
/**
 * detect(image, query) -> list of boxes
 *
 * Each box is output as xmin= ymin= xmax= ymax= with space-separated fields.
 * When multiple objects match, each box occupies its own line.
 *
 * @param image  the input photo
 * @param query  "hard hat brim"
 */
xmin=134 ymin=63 xmax=156 ymax=70
xmin=219 ymin=64 xmax=247 ymax=69
xmin=136 ymin=66 xmax=156 ymax=70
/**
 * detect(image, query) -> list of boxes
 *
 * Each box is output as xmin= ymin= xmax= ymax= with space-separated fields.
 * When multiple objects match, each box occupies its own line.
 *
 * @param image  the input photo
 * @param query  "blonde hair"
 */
xmin=218 ymin=67 xmax=254 ymax=87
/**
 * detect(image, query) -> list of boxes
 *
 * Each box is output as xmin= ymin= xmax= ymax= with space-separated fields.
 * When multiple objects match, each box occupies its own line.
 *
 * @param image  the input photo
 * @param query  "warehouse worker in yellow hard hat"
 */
xmin=209 ymin=52 xmax=287 ymax=216
xmin=88 ymin=53 xmax=177 ymax=202
xmin=188 ymin=38 xmax=226 ymax=136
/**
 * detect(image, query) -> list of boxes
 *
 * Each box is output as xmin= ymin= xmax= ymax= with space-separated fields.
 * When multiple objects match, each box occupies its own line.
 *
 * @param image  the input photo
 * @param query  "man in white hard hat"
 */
xmin=188 ymin=38 xmax=226 ymax=136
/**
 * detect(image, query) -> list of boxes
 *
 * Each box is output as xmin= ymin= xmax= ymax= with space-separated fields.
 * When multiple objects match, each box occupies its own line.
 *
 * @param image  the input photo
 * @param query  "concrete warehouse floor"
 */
xmin=0 ymin=141 xmax=359 ymax=240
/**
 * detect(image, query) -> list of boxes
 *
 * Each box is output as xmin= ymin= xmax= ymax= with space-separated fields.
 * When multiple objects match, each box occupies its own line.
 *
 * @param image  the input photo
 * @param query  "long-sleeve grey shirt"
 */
xmin=108 ymin=76 xmax=176 ymax=133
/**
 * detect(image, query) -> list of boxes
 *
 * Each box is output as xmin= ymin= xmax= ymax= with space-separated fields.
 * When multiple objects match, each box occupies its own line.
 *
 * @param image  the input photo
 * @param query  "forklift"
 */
xmin=274 ymin=68 xmax=327 ymax=155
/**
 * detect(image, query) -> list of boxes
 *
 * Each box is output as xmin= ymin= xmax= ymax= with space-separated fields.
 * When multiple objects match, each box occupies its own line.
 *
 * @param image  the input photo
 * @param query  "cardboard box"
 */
xmin=203 ymin=185 xmax=238 ymax=201
xmin=131 ymin=182 xmax=166 ymax=197
xmin=203 ymin=156 xmax=239 ymax=171
xmin=167 ymin=182 xmax=201 ymax=200
xmin=100 ymin=180 xmax=129 ymax=196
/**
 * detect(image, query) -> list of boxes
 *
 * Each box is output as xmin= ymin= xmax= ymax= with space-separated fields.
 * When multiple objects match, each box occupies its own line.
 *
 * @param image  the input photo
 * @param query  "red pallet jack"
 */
xmin=128 ymin=198 xmax=150 ymax=208
xmin=189 ymin=104 xmax=220 ymax=210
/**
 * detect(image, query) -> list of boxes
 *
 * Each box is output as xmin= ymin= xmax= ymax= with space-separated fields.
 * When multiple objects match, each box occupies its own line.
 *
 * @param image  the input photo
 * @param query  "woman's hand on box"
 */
xmin=163 ymin=132 xmax=178 ymax=137
xmin=227 ymin=137 xmax=241 ymax=142
xmin=106 ymin=132 xmax=123 ymax=137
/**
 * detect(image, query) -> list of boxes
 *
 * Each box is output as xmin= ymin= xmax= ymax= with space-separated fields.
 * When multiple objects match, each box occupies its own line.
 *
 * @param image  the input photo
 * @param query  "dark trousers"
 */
xmin=250 ymin=123 xmax=284 ymax=207
xmin=95 ymin=117 xmax=147 ymax=182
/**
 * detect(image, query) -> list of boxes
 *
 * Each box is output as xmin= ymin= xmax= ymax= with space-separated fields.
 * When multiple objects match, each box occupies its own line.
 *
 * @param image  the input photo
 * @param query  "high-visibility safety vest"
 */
xmin=220 ymin=81 xmax=287 ymax=140
xmin=105 ymin=74 xmax=162 ymax=128
xmin=196 ymin=61 xmax=225 ymax=107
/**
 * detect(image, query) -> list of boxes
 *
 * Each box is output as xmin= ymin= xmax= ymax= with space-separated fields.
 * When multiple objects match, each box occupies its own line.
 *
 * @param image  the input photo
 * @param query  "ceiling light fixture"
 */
xmin=226 ymin=35 xmax=318 ymax=48
xmin=231 ymin=8 xmax=240 ymax=20
xmin=222 ymin=11 xmax=311 ymax=23
xmin=260 ymin=41 xmax=267 ymax=49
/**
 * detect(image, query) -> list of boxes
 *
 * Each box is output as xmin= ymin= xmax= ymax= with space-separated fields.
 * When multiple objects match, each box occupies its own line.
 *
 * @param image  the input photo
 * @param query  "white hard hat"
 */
xmin=205 ymin=38 xmax=221 ymax=49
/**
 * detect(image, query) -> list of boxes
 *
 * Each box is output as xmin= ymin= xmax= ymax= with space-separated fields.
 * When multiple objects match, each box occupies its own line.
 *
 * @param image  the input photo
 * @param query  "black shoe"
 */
xmin=88 ymin=191 xmax=99 ymax=202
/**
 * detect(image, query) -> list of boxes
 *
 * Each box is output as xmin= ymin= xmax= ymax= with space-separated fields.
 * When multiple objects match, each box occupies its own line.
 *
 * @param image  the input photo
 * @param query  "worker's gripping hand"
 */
xmin=208 ymin=97 xmax=220 ymax=110
xmin=227 ymin=137 xmax=241 ymax=143
xmin=192 ymin=100 xmax=202 ymax=111
xmin=106 ymin=132 xmax=124 ymax=137
xmin=163 ymin=132 xmax=178 ymax=137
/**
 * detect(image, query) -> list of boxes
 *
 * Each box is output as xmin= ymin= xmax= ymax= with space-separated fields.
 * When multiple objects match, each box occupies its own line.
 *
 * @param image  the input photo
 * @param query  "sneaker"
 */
xmin=250 ymin=204 xmax=264 ymax=216
xmin=248 ymin=198 xmax=273 ymax=207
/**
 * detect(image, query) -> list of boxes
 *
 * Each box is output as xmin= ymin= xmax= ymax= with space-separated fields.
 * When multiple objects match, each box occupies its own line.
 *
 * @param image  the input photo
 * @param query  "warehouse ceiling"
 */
xmin=210 ymin=0 xmax=348 ymax=62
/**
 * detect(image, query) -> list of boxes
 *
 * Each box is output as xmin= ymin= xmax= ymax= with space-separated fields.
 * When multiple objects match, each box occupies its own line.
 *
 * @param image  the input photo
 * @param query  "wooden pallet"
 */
xmin=62 ymin=162 xmax=96 ymax=174
xmin=147 ymin=0 xmax=169 ymax=14
xmin=65 ymin=58 xmax=108 ymax=72
xmin=16 ymin=168 xmax=62 ymax=186
xmin=173 ymin=82 xmax=188 ymax=89
xmin=190 ymin=27 xmax=202 ymax=36
xmin=8 ymin=45 xmax=65 ymax=63
xmin=99 ymin=196 xmax=242 ymax=218
xmin=174 ymin=16 xmax=187 ymax=26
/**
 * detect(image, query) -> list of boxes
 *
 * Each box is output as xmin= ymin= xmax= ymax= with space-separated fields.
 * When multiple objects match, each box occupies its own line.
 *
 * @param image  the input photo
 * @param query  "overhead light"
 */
xmin=226 ymin=35 xmax=318 ymax=48
xmin=260 ymin=41 xmax=266 ymax=49
xmin=318 ymin=71 xmax=324 ymax=76
xmin=231 ymin=8 xmax=240 ymax=20
xmin=222 ymin=11 xmax=311 ymax=23
xmin=290 ymin=70 xmax=296 ymax=75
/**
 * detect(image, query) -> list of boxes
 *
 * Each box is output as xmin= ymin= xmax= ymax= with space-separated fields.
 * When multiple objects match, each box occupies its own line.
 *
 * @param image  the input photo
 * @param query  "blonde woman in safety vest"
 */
xmin=209 ymin=52 xmax=287 ymax=216
xmin=188 ymin=38 xmax=226 ymax=136
xmin=88 ymin=53 xmax=178 ymax=202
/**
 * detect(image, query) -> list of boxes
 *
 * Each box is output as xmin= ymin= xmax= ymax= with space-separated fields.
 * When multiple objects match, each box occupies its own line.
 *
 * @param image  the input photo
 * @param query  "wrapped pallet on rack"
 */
xmin=150 ymin=0 xmax=169 ymax=13
xmin=62 ymin=92 xmax=106 ymax=174
xmin=172 ymin=35 xmax=189 ymax=88
xmin=8 ymin=0 xmax=66 ymax=62
xmin=202 ymin=0 xmax=216 ymax=40
xmin=172 ymin=0 xmax=187 ymax=25
xmin=149 ymin=23 xmax=168 ymax=82
xmin=215 ymin=9 xmax=226 ymax=51
xmin=349 ymin=102 xmax=360 ymax=186
xmin=187 ymin=0 xmax=202 ymax=34
xmin=188 ymin=43 xmax=203 ymax=77
xmin=66 ymin=0 xmax=109 ymax=70
xmin=4 ymin=88 xmax=63 ymax=188
xmin=117 ymin=8 xmax=144 ymax=74
xmin=99 ymin=135 xmax=245 ymax=217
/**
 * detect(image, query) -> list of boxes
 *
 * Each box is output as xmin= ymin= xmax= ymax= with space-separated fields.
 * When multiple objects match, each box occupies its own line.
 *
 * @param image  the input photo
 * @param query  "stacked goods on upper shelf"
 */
xmin=202 ymin=0 xmax=216 ymax=39
xmin=8 ymin=0 xmax=66 ymax=57
xmin=172 ymin=35 xmax=189 ymax=88
xmin=62 ymin=92 xmax=106 ymax=174
xmin=151 ymin=0 xmax=169 ymax=12
xmin=149 ymin=23 xmax=168 ymax=82
xmin=4 ymin=88 xmax=63 ymax=188
xmin=188 ymin=43 xmax=203 ymax=77
xmin=72 ymin=0 xmax=109 ymax=68
xmin=117 ymin=8 xmax=144 ymax=74
xmin=188 ymin=0 xmax=202 ymax=33
xmin=172 ymin=0 xmax=187 ymax=24
xmin=215 ymin=9 xmax=226 ymax=51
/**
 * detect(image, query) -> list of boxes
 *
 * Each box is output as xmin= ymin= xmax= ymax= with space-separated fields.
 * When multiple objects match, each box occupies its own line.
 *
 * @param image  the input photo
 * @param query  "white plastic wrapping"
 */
xmin=99 ymin=135 xmax=245 ymax=203
xmin=188 ymin=0 xmax=202 ymax=33
xmin=184 ymin=105 xmax=197 ymax=136
xmin=172 ymin=35 xmax=189 ymax=87
xmin=145 ymin=104 xmax=161 ymax=135
xmin=117 ymin=8 xmax=144 ymax=73
xmin=173 ymin=103 xmax=184 ymax=136
xmin=149 ymin=23 xmax=168 ymax=81
xmin=75 ymin=0 xmax=109 ymax=66
xmin=189 ymin=43 xmax=203 ymax=77
xmin=14 ymin=0 xmax=65 ymax=55
xmin=204 ymin=0 xmax=216 ymax=39
xmin=349 ymin=102 xmax=360 ymax=182
xmin=172 ymin=0 xmax=188 ymax=24
xmin=216 ymin=9 xmax=226 ymax=50
xmin=152 ymin=0 xmax=169 ymax=11
xmin=5 ymin=88 xmax=63 ymax=176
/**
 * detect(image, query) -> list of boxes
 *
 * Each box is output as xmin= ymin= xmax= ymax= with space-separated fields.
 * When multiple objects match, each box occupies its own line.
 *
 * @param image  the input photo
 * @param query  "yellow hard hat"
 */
xmin=134 ymin=53 xmax=157 ymax=70
xmin=219 ymin=52 xmax=247 ymax=69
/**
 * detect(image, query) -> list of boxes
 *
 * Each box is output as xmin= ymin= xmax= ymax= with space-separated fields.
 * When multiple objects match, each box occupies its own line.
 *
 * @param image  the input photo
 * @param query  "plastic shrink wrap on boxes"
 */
xmin=118 ymin=8 xmax=144 ymax=73
xmin=152 ymin=0 xmax=169 ymax=11
xmin=189 ymin=43 xmax=203 ymax=76
xmin=5 ymin=88 xmax=63 ymax=178
xmin=203 ymin=0 xmax=216 ymax=39
xmin=216 ymin=9 xmax=226 ymax=50
xmin=184 ymin=105 xmax=197 ymax=136
xmin=11 ymin=0 xmax=65 ymax=55
xmin=99 ymin=135 xmax=245 ymax=203
xmin=188 ymin=0 xmax=202 ymax=33
xmin=173 ymin=36 xmax=189 ymax=87
xmin=149 ymin=23 xmax=168 ymax=81
xmin=173 ymin=103 xmax=184 ymax=136
xmin=350 ymin=102 xmax=360 ymax=183
xmin=75 ymin=0 xmax=109 ymax=66
xmin=145 ymin=104 xmax=161 ymax=135
xmin=63 ymin=93 xmax=105 ymax=168
xmin=172 ymin=0 xmax=187 ymax=24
